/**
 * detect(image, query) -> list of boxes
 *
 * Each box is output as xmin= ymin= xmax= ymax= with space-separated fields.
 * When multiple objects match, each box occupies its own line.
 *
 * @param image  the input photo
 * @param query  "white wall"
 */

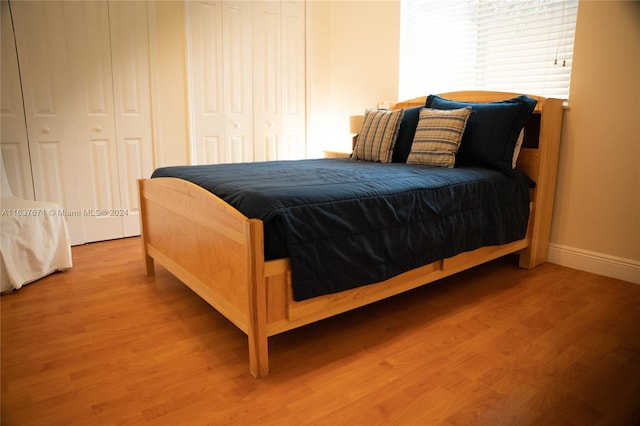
xmin=547 ymin=0 xmax=640 ymax=283
xmin=306 ymin=0 xmax=400 ymax=156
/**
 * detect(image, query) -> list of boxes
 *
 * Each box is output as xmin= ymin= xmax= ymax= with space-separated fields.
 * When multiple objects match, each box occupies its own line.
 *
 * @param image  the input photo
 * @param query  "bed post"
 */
xmin=519 ymin=97 xmax=564 ymax=269
xmin=138 ymin=179 xmax=155 ymax=276
xmin=246 ymin=219 xmax=269 ymax=378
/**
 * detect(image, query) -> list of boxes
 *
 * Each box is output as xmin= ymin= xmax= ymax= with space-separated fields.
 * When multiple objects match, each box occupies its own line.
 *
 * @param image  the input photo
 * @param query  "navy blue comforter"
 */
xmin=152 ymin=159 xmax=531 ymax=301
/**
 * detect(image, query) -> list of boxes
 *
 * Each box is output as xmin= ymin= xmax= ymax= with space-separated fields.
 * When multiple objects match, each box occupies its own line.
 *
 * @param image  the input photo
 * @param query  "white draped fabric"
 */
xmin=1 ymin=162 xmax=72 ymax=293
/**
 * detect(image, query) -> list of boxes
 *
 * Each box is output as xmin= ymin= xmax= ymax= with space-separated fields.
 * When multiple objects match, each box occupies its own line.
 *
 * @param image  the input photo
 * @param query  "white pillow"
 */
xmin=512 ymin=129 xmax=525 ymax=168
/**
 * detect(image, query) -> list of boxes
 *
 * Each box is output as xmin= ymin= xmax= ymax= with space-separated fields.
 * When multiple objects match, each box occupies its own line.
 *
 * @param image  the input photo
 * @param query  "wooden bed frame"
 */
xmin=138 ymin=91 xmax=563 ymax=378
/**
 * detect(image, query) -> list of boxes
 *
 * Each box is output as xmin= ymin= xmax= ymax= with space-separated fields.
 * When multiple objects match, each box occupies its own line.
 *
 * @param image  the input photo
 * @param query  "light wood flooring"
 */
xmin=2 ymin=237 xmax=639 ymax=425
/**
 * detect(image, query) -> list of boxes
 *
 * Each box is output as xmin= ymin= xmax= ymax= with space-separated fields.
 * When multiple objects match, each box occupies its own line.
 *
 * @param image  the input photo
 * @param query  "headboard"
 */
xmin=393 ymin=91 xmax=564 ymax=268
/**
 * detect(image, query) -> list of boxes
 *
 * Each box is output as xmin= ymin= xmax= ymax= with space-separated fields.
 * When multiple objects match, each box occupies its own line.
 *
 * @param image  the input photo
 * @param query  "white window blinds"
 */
xmin=399 ymin=0 xmax=578 ymax=100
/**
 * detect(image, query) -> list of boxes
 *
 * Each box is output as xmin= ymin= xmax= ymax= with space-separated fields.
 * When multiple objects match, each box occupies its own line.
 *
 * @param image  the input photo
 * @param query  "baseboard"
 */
xmin=547 ymin=243 xmax=640 ymax=285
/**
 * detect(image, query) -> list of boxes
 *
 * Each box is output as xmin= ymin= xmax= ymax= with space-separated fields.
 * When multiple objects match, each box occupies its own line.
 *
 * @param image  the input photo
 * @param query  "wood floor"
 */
xmin=2 ymin=237 xmax=639 ymax=425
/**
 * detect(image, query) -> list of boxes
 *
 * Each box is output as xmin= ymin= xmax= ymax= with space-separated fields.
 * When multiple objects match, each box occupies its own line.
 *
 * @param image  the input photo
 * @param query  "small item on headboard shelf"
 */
xmin=349 ymin=114 xmax=363 ymax=150
xmin=349 ymin=115 xmax=363 ymax=134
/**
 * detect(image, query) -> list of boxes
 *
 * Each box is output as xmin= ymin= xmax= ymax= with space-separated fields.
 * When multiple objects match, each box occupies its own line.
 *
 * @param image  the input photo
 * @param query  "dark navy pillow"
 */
xmin=392 ymin=106 xmax=422 ymax=163
xmin=425 ymin=95 xmax=537 ymax=175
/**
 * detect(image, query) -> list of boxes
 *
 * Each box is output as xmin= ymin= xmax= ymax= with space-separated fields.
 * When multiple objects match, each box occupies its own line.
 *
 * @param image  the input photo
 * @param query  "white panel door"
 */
xmin=64 ymin=1 xmax=124 ymax=242
xmin=186 ymin=0 xmax=305 ymax=164
xmin=11 ymin=0 xmax=153 ymax=244
xmin=223 ymin=1 xmax=254 ymax=163
xmin=187 ymin=1 xmax=226 ymax=165
xmin=252 ymin=1 xmax=282 ymax=162
xmin=108 ymin=1 xmax=154 ymax=237
xmin=1 ymin=0 xmax=34 ymax=199
xmin=281 ymin=1 xmax=306 ymax=160
xmin=10 ymin=0 xmax=85 ymax=244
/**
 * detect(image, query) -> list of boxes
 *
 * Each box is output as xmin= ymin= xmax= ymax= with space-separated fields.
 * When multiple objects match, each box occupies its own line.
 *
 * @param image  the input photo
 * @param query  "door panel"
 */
xmin=223 ymin=1 xmax=253 ymax=163
xmin=187 ymin=1 xmax=225 ymax=165
xmin=11 ymin=0 xmax=84 ymax=244
xmin=122 ymin=137 xmax=143 ymax=211
xmin=10 ymin=0 xmax=154 ymax=244
xmin=34 ymin=141 xmax=65 ymax=204
xmin=281 ymin=0 xmax=306 ymax=160
xmin=108 ymin=1 xmax=154 ymax=237
xmin=64 ymin=1 xmax=124 ymax=242
xmin=253 ymin=1 xmax=282 ymax=162
xmin=187 ymin=0 xmax=306 ymax=165
xmin=1 ymin=0 xmax=34 ymax=199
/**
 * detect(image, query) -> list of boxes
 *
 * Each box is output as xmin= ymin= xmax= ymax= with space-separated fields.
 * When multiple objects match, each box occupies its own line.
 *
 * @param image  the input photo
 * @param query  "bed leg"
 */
xmin=248 ymin=329 xmax=269 ymax=378
xmin=519 ymin=245 xmax=546 ymax=269
xmin=247 ymin=219 xmax=268 ymax=377
xmin=138 ymin=179 xmax=155 ymax=277
xmin=247 ymin=272 xmax=269 ymax=377
xmin=144 ymin=253 xmax=155 ymax=276
xmin=247 ymin=275 xmax=269 ymax=377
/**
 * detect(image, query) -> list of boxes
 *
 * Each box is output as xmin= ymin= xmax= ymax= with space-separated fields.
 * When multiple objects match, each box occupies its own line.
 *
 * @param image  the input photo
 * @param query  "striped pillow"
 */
xmin=406 ymin=107 xmax=472 ymax=167
xmin=352 ymin=109 xmax=404 ymax=163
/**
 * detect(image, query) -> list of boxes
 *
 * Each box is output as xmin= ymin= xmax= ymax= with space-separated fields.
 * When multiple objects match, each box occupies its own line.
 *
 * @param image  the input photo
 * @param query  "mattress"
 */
xmin=152 ymin=158 xmax=532 ymax=300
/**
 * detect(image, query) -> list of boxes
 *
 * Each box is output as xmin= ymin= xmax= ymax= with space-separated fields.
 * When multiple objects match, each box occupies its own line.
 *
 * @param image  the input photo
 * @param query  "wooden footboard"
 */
xmin=139 ymin=91 xmax=563 ymax=378
xmin=138 ymin=177 xmax=269 ymax=376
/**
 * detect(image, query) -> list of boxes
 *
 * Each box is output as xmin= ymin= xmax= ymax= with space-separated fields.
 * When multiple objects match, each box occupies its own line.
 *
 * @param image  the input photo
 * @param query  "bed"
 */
xmin=138 ymin=91 xmax=563 ymax=377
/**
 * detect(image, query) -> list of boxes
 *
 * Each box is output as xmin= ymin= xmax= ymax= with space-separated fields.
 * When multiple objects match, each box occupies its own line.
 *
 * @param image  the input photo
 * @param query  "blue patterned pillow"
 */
xmin=425 ymin=95 xmax=537 ymax=175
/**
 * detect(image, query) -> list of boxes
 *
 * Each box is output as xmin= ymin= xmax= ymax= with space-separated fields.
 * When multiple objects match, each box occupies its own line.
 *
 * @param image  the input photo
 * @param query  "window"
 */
xmin=399 ymin=0 xmax=579 ymax=100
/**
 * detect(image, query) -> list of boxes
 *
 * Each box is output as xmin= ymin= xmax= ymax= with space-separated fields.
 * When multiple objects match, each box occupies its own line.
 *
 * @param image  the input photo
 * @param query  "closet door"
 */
xmin=187 ymin=0 xmax=305 ymax=165
xmin=281 ymin=1 xmax=306 ymax=160
xmin=10 ymin=0 xmax=85 ymax=244
xmin=187 ymin=1 xmax=226 ymax=165
xmin=0 ymin=0 xmax=34 ymax=199
xmin=253 ymin=1 xmax=306 ymax=161
xmin=64 ymin=1 xmax=124 ymax=242
xmin=252 ymin=1 xmax=282 ymax=162
xmin=222 ymin=1 xmax=254 ymax=163
xmin=188 ymin=0 xmax=254 ymax=164
xmin=108 ymin=1 xmax=154 ymax=237
xmin=11 ymin=0 xmax=153 ymax=244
